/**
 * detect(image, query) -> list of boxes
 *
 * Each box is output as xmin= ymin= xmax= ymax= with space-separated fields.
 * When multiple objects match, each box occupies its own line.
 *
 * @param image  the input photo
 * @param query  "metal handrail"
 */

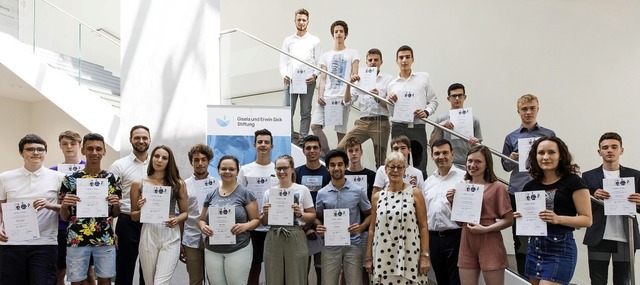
xmin=219 ymin=28 xmax=517 ymax=165
xmin=590 ymin=195 xmax=636 ymax=285
xmin=39 ymin=0 xmax=120 ymax=47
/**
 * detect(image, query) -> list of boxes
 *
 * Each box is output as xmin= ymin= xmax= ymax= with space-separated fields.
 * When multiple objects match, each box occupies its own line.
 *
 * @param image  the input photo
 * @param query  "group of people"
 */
xmin=0 ymin=6 xmax=638 ymax=285
xmin=281 ymin=6 xmax=640 ymax=285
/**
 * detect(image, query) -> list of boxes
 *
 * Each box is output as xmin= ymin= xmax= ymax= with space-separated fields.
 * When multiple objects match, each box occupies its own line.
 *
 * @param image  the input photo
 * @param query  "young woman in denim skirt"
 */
xmin=514 ymin=136 xmax=592 ymax=285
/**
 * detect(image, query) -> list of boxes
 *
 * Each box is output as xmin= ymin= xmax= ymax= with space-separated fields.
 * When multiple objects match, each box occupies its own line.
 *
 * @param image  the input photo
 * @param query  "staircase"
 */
xmin=34 ymin=47 xmax=121 ymax=108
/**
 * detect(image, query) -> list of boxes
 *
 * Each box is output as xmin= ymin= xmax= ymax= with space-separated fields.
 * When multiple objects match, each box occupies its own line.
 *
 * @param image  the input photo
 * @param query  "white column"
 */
xmin=121 ymin=1 xmax=220 ymax=176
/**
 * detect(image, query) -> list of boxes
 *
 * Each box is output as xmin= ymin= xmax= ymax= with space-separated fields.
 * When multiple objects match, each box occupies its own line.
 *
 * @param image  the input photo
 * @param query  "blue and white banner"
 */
xmin=207 ymin=105 xmax=291 ymax=177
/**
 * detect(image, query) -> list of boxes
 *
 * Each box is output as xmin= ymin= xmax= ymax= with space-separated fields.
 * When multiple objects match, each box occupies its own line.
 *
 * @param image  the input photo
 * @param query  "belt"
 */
xmin=429 ymin=228 xmax=461 ymax=237
xmin=360 ymin=115 xmax=388 ymax=121
xmin=119 ymin=213 xmax=132 ymax=218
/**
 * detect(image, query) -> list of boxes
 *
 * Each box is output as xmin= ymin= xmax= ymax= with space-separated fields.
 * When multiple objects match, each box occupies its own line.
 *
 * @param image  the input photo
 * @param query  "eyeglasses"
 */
xmin=25 ymin=147 xmax=46 ymax=154
xmin=219 ymin=167 xmax=236 ymax=172
xmin=386 ymin=165 xmax=405 ymax=171
xmin=448 ymin=94 xmax=466 ymax=99
xmin=275 ymin=166 xmax=290 ymax=172
xmin=305 ymin=145 xmax=320 ymax=150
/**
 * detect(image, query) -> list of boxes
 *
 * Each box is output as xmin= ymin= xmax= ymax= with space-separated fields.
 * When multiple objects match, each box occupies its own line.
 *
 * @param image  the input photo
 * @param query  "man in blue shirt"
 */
xmin=501 ymin=94 xmax=555 ymax=275
xmin=315 ymin=149 xmax=371 ymax=285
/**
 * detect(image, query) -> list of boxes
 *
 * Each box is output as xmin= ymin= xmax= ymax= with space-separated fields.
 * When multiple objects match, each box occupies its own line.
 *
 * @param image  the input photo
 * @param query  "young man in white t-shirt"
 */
xmin=238 ymin=129 xmax=277 ymax=285
xmin=373 ymin=135 xmax=425 ymax=194
xmin=0 ymin=134 xmax=65 ymax=284
xmin=311 ymin=20 xmax=360 ymax=156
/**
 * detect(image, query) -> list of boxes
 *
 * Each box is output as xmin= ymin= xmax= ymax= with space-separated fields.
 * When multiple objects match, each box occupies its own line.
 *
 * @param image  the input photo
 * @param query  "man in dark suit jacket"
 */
xmin=582 ymin=132 xmax=640 ymax=285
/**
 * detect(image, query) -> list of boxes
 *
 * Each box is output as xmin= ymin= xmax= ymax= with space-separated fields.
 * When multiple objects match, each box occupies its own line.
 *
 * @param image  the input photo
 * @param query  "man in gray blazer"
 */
xmin=582 ymin=132 xmax=640 ymax=285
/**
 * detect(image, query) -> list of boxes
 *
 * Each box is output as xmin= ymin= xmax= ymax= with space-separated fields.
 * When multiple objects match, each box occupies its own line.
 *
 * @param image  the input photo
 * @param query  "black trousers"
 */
xmin=429 ymin=229 xmax=462 ymax=285
xmin=0 ymin=244 xmax=57 ymax=285
xmin=115 ymin=214 xmax=145 ymax=285
xmin=588 ymin=240 xmax=634 ymax=285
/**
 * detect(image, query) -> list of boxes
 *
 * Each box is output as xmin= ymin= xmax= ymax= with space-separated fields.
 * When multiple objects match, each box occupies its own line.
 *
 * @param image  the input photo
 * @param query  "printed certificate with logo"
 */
xmin=518 ymin=137 xmax=540 ymax=172
xmin=449 ymin=108 xmax=474 ymax=139
xmin=324 ymin=209 xmax=350 ymax=246
xmin=325 ymin=98 xmax=344 ymax=126
xmin=57 ymin=163 xmax=85 ymax=175
xmin=291 ymin=67 xmax=311 ymax=94
xmin=2 ymin=200 xmax=40 ymax=241
xmin=358 ymin=66 xmax=377 ymax=92
xmin=451 ymin=183 xmax=484 ymax=224
xmin=346 ymin=175 xmax=367 ymax=192
xmin=603 ymin=177 xmax=636 ymax=215
xmin=268 ymin=188 xmax=294 ymax=226
xmin=208 ymin=206 xmax=236 ymax=245
xmin=515 ymin=190 xmax=547 ymax=236
xmin=247 ymin=176 xmax=272 ymax=211
xmin=76 ymin=178 xmax=109 ymax=218
xmin=196 ymin=178 xmax=217 ymax=211
xmin=392 ymin=90 xmax=415 ymax=123
xmin=140 ymin=185 xmax=171 ymax=224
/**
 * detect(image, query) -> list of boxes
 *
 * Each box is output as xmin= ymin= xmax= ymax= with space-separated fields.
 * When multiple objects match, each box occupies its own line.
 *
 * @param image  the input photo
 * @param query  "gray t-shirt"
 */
xmin=203 ymin=184 xmax=256 ymax=253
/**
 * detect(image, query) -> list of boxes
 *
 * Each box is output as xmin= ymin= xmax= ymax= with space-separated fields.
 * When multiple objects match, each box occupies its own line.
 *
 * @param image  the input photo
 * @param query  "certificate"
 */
xmin=196 ymin=178 xmax=217 ymax=212
xmin=448 ymin=108 xmax=474 ymax=139
xmin=268 ymin=188 xmax=294 ymax=226
xmin=346 ymin=175 xmax=367 ymax=192
xmin=603 ymin=177 xmax=636 ymax=216
xmin=291 ymin=67 xmax=311 ymax=94
xmin=518 ymin=137 xmax=540 ymax=172
xmin=515 ymin=191 xmax=547 ymax=236
xmin=2 ymin=201 xmax=40 ymax=241
xmin=358 ymin=66 xmax=377 ymax=92
xmin=450 ymin=183 xmax=484 ymax=224
xmin=323 ymin=209 xmax=350 ymax=246
xmin=208 ymin=206 xmax=236 ymax=245
xmin=57 ymin=163 xmax=85 ymax=175
xmin=140 ymin=185 xmax=171 ymax=224
xmin=76 ymin=178 xmax=109 ymax=218
xmin=246 ymin=176 xmax=273 ymax=212
xmin=324 ymin=98 xmax=343 ymax=126
xmin=392 ymin=90 xmax=415 ymax=123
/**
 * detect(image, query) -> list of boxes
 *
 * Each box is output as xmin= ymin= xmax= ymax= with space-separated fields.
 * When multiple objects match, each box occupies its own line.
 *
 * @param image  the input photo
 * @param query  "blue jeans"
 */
xmin=525 ymin=231 xmax=577 ymax=285
xmin=66 ymin=245 xmax=116 ymax=282
xmin=284 ymin=82 xmax=316 ymax=139
xmin=321 ymin=245 xmax=362 ymax=285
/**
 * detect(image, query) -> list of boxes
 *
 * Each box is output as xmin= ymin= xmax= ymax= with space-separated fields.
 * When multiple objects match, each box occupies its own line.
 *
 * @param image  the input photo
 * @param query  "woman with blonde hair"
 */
xmin=365 ymin=152 xmax=430 ymax=284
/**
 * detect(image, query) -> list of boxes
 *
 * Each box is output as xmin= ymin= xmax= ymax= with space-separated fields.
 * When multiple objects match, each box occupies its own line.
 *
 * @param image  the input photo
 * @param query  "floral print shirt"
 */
xmin=59 ymin=170 xmax=122 ymax=247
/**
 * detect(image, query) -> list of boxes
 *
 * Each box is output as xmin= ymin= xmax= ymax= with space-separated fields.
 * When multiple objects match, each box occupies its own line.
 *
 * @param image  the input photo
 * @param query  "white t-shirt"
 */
xmin=0 ymin=166 xmax=65 ymax=245
xmin=182 ymin=175 xmax=218 ymax=248
xmin=373 ymin=165 xmax=425 ymax=190
xmin=238 ymin=162 xmax=277 ymax=231
xmin=321 ymin=48 xmax=360 ymax=98
xmin=602 ymin=169 xmax=627 ymax=242
xmin=263 ymin=183 xmax=314 ymax=227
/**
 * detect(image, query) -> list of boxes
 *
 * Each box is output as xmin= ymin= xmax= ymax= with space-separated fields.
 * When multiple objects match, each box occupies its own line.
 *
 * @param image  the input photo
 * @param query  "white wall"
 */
xmin=0 ymin=97 xmax=31 ymax=170
xmin=0 ymin=97 xmax=118 ymax=172
xmin=220 ymin=1 xmax=640 ymax=284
